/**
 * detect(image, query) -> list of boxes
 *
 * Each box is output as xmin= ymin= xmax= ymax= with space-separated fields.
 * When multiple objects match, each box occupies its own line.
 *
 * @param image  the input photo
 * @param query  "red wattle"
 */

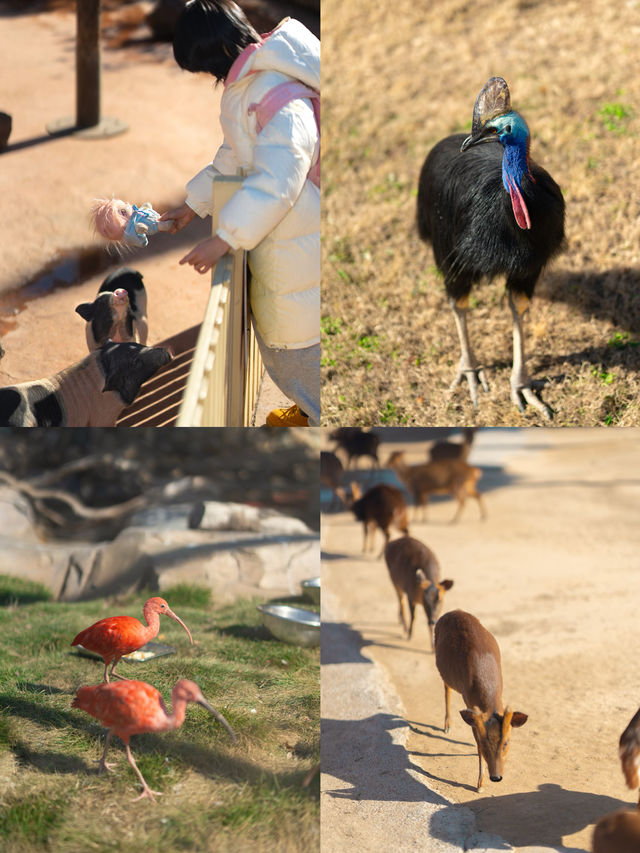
xmin=507 ymin=179 xmax=531 ymax=230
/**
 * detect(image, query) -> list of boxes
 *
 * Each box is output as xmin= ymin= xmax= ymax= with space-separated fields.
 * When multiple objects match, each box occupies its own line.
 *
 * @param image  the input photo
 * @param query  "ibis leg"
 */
xmin=448 ymin=296 xmax=489 ymax=407
xmin=508 ymin=291 xmax=552 ymax=419
xmin=97 ymin=730 xmax=116 ymax=773
xmin=125 ymin=743 xmax=163 ymax=802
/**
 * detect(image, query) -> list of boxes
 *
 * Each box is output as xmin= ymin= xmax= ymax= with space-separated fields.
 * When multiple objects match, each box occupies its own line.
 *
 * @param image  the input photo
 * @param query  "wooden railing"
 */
xmin=176 ymin=175 xmax=263 ymax=427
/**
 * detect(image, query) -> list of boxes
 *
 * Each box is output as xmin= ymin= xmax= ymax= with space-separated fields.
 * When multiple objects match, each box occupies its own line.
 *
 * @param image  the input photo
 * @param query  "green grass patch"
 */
xmin=591 ymin=367 xmax=615 ymax=385
xmin=0 ymin=576 xmax=319 ymax=852
xmin=379 ymin=400 xmax=410 ymax=424
xmin=321 ymin=315 xmax=343 ymax=337
xmin=607 ymin=331 xmax=639 ymax=350
xmin=160 ymin=584 xmax=212 ymax=609
xmin=598 ymin=102 xmax=633 ymax=134
xmin=0 ymin=575 xmax=52 ymax=607
xmin=0 ymin=794 xmax=67 ymax=846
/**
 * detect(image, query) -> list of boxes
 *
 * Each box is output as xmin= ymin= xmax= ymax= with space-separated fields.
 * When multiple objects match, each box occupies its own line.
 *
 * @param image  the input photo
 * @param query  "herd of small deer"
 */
xmin=324 ymin=427 xmax=640 ymax=852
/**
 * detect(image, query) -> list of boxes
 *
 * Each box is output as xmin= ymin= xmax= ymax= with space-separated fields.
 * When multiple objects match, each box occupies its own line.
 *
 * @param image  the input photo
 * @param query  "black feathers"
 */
xmin=417 ymin=133 xmax=565 ymax=302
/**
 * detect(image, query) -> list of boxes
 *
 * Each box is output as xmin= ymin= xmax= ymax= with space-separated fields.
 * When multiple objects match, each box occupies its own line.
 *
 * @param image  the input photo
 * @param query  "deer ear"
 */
xmin=460 ymin=709 xmax=485 ymax=737
xmin=440 ymin=579 xmax=454 ymax=590
xmin=510 ymin=712 xmax=528 ymax=728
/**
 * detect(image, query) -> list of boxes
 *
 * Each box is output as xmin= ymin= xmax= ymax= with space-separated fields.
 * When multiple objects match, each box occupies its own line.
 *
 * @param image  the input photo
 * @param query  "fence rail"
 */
xmin=177 ymin=175 xmax=263 ymax=426
xmin=117 ymin=175 xmax=263 ymax=427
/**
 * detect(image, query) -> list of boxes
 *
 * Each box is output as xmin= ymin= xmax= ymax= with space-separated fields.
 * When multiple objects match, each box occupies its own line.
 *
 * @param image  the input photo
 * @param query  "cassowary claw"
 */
xmin=510 ymin=379 xmax=553 ymax=419
xmin=449 ymin=365 xmax=490 ymax=408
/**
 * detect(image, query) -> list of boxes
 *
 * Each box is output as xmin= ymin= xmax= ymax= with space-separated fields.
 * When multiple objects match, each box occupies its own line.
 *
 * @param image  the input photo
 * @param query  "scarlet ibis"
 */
xmin=73 ymin=678 xmax=236 ymax=801
xmin=71 ymin=597 xmax=193 ymax=682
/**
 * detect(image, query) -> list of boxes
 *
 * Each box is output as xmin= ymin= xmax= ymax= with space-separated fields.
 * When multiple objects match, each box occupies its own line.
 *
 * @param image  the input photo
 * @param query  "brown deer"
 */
xmin=321 ymin=450 xmax=346 ymax=509
xmin=330 ymin=427 xmax=380 ymax=468
xmin=428 ymin=427 xmax=476 ymax=462
xmin=592 ymin=809 xmax=640 ymax=853
xmin=619 ymin=707 xmax=640 ymax=807
xmin=384 ymin=535 xmax=453 ymax=649
xmin=348 ymin=481 xmax=408 ymax=554
xmin=434 ymin=609 xmax=527 ymax=791
xmin=386 ymin=450 xmax=486 ymax=522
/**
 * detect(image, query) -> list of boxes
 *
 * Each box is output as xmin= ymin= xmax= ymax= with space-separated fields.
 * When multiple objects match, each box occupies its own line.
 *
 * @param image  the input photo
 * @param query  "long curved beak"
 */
xmin=165 ymin=608 xmax=194 ymax=645
xmin=461 ymin=125 xmax=497 ymax=152
xmin=198 ymin=697 xmax=237 ymax=744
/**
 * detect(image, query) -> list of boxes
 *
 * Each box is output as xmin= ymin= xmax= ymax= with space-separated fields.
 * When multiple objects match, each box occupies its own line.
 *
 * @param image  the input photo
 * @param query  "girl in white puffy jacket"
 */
xmin=162 ymin=0 xmax=320 ymax=426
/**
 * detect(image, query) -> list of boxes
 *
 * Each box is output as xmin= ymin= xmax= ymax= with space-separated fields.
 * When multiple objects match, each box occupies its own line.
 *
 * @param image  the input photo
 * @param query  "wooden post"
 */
xmin=76 ymin=0 xmax=101 ymax=129
xmin=46 ymin=0 xmax=127 ymax=138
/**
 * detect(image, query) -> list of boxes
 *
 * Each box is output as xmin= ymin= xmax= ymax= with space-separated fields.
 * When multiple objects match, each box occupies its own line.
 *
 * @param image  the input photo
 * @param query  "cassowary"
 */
xmin=417 ymin=76 xmax=565 ymax=418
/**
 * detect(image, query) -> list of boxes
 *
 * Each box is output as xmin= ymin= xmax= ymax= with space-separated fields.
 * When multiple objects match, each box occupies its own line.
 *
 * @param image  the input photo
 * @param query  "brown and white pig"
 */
xmin=0 ymin=341 xmax=171 ymax=426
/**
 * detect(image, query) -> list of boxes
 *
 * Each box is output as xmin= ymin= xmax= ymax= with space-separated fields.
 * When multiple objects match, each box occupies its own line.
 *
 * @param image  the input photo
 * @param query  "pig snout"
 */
xmin=113 ymin=288 xmax=129 ymax=304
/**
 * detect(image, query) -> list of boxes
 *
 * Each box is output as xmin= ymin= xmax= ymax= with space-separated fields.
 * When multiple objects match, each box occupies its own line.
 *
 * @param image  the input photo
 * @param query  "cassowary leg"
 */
xmin=448 ymin=296 xmax=489 ymax=407
xmin=508 ymin=291 xmax=552 ymax=419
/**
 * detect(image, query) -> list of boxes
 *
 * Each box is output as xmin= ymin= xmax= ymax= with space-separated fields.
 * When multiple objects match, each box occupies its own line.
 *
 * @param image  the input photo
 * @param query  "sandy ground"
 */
xmin=321 ymin=428 xmax=640 ymax=852
xmin=0 ymin=7 xmax=290 ymax=416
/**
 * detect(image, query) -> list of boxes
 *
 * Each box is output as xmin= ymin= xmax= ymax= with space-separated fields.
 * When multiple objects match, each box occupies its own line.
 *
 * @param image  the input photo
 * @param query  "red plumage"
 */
xmin=71 ymin=597 xmax=193 ymax=682
xmin=73 ymin=679 xmax=236 ymax=801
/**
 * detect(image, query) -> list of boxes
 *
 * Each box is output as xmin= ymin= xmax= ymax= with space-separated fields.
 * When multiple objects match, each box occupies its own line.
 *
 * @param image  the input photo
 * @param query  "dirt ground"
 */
xmin=321 ymin=0 xmax=640 ymax=427
xmin=321 ymin=428 xmax=640 ymax=851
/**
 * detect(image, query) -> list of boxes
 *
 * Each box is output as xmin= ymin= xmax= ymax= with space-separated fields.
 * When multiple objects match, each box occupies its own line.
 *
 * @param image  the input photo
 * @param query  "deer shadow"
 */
xmin=430 ymin=782 xmax=630 ymax=852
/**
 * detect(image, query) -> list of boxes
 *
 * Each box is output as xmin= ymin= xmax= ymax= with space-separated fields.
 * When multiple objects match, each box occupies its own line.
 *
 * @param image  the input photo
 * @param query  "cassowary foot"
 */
xmin=510 ymin=378 xmax=553 ymax=420
xmin=449 ymin=365 xmax=490 ymax=408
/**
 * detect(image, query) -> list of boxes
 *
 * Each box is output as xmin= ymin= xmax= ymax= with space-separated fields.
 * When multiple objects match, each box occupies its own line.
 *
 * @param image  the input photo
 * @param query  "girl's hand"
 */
xmin=179 ymin=235 xmax=231 ymax=275
xmin=160 ymin=203 xmax=196 ymax=234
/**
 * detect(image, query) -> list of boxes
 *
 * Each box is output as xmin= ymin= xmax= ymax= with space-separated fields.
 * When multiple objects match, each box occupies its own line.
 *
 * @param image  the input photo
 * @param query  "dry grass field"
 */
xmin=322 ymin=0 xmax=640 ymax=426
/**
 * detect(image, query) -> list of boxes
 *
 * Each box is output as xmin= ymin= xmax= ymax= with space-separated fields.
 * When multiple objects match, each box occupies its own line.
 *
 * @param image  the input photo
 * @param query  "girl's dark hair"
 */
xmin=173 ymin=0 xmax=261 ymax=82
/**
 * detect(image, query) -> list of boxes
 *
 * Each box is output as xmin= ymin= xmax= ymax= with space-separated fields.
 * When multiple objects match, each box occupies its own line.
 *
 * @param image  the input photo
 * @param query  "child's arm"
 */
xmin=216 ymin=99 xmax=318 ymax=251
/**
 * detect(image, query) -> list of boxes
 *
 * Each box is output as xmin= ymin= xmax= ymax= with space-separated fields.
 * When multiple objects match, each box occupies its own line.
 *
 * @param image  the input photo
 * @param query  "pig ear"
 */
xmin=75 ymin=303 xmax=95 ymax=321
xmin=103 ymin=370 xmax=139 ymax=405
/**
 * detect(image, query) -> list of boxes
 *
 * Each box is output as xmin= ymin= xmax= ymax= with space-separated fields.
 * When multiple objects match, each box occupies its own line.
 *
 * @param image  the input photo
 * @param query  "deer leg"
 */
xmin=407 ymin=602 xmax=416 ymax=639
xmin=362 ymin=521 xmax=371 ymax=553
xmin=448 ymin=295 xmax=489 ymax=407
xmin=508 ymin=290 xmax=552 ymax=419
xmin=474 ymin=490 xmax=487 ymax=520
xmin=395 ymin=589 xmax=408 ymax=634
xmin=443 ymin=683 xmax=451 ymax=733
xmin=471 ymin=727 xmax=485 ymax=792
xmin=451 ymin=493 xmax=466 ymax=523
xmin=376 ymin=527 xmax=390 ymax=559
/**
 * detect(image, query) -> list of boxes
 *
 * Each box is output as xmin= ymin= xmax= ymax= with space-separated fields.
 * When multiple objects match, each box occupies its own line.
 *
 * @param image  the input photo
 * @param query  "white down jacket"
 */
xmin=184 ymin=18 xmax=320 ymax=350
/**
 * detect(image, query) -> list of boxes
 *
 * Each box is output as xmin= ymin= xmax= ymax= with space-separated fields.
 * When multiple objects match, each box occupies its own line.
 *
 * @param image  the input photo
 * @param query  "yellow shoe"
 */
xmin=266 ymin=404 xmax=309 ymax=427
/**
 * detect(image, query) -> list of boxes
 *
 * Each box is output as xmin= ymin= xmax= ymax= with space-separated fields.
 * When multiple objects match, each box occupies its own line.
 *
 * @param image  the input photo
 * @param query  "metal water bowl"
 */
xmin=257 ymin=604 xmax=320 ymax=647
xmin=301 ymin=576 xmax=321 ymax=605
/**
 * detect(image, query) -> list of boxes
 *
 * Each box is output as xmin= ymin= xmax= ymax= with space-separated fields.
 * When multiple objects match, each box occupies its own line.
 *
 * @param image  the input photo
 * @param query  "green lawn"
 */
xmin=0 ymin=576 xmax=319 ymax=852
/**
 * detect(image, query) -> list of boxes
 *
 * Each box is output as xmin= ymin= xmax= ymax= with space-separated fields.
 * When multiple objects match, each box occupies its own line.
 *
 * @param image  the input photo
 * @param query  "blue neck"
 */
xmin=500 ymin=128 xmax=532 ymax=194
